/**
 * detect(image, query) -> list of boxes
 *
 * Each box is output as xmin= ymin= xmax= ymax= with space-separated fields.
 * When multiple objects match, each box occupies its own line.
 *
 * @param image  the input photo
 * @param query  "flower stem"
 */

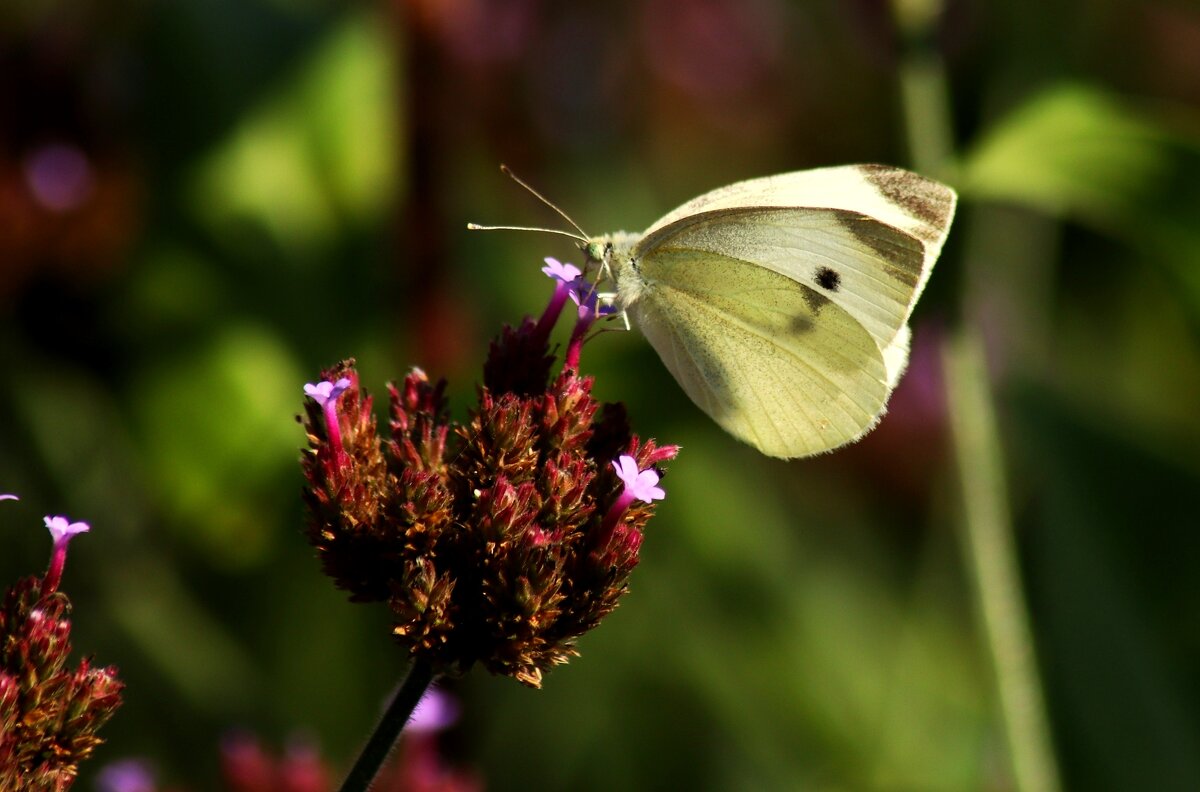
xmin=943 ymin=334 xmax=1061 ymax=792
xmin=337 ymin=658 xmax=436 ymax=792
xmin=892 ymin=1 xmax=1061 ymax=788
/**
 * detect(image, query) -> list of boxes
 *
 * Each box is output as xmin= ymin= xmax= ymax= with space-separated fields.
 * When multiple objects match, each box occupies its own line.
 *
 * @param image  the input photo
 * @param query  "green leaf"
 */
xmin=960 ymin=85 xmax=1173 ymax=225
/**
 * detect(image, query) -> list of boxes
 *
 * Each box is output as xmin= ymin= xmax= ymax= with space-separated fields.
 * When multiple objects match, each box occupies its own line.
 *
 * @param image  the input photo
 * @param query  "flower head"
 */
xmin=302 ymin=368 xmax=674 ymax=687
xmin=1 ymin=514 xmax=123 ymax=788
xmin=300 ymin=252 xmax=678 ymax=689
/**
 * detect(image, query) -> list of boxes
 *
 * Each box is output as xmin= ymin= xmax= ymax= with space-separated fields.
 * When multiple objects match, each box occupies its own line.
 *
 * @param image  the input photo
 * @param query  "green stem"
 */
xmin=943 ymin=334 xmax=1061 ymax=792
xmin=892 ymin=3 xmax=1062 ymax=789
xmin=898 ymin=50 xmax=955 ymax=177
xmin=338 ymin=658 xmax=436 ymax=792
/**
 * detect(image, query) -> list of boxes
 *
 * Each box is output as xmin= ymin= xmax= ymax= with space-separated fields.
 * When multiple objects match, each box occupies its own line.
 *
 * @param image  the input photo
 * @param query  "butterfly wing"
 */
xmin=624 ymin=166 xmax=955 ymax=457
xmin=640 ymin=165 xmax=956 ymax=360
xmin=625 ymin=245 xmax=890 ymax=458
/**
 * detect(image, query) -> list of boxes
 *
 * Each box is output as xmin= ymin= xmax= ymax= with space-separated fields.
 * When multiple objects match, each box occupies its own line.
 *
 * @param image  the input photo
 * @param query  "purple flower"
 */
xmin=541 ymin=257 xmax=581 ymax=284
xmin=0 ymin=494 xmax=18 ymax=501
xmin=598 ymin=454 xmax=667 ymax=546
xmin=567 ymin=281 xmax=616 ymax=319
xmin=44 ymin=515 xmax=90 ymax=544
xmin=537 ymin=258 xmax=585 ymax=339
xmin=95 ymin=759 xmax=157 ymax=792
xmin=612 ymin=455 xmax=666 ymax=503
xmin=41 ymin=515 xmax=90 ymax=596
xmin=405 ymin=687 xmax=461 ymax=735
xmin=563 ymin=281 xmax=616 ymax=369
xmin=304 ymin=377 xmax=352 ymax=407
xmin=305 ymin=377 xmax=354 ymax=469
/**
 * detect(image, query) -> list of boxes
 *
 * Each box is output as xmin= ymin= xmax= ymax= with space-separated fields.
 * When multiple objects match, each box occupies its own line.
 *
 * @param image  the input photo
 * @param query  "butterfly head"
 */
xmin=581 ymin=238 xmax=612 ymax=267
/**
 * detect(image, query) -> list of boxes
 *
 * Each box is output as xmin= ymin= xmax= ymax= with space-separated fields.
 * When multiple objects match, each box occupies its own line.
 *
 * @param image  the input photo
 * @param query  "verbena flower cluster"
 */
xmin=1 ymin=500 xmax=124 ymax=791
xmin=300 ymin=259 xmax=677 ymax=687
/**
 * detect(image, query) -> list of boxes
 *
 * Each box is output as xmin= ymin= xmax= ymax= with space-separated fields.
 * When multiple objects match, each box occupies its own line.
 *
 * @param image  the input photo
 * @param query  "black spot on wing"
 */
xmin=815 ymin=267 xmax=841 ymax=291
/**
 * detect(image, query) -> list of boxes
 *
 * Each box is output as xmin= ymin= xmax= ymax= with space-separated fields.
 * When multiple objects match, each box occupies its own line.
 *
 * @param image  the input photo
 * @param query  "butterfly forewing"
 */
xmin=636 ymin=207 xmax=925 ymax=355
xmin=642 ymin=164 xmax=956 ymax=295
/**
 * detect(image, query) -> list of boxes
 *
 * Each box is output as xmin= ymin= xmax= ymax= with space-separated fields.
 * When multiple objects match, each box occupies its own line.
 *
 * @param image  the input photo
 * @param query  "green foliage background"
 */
xmin=2 ymin=0 xmax=1199 ymax=789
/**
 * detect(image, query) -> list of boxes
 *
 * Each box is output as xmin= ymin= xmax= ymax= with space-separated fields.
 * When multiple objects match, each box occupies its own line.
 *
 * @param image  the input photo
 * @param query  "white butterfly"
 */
xmin=476 ymin=164 xmax=957 ymax=459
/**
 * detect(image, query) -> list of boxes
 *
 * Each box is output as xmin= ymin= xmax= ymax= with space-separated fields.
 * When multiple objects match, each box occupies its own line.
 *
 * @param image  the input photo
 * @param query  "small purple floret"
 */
xmin=541 ymin=256 xmax=582 ymax=284
xmin=96 ymin=759 xmax=157 ymax=792
xmin=0 ymin=493 xmax=18 ymax=501
xmin=304 ymin=377 xmax=352 ymax=407
xmin=405 ymin=686 xmax=461 ymax=735
xmin=567 ymin=282 xmax=616 ymax=318
xmin=41 ymin=515 xmax=91 ymax=596
xmin=613 ymin=455 xmax=666 ymax=503
xmin=44 ymin=515 xmax=91 ymax=544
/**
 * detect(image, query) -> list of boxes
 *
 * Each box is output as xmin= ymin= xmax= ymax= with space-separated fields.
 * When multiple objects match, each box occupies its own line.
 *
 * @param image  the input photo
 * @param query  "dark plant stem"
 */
xmin=338 ymin=658 xmax=436 ymax=792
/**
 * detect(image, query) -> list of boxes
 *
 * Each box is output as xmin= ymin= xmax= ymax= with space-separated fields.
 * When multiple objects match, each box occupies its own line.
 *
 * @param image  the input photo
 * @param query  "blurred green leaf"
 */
xmin=961 ymin=83 xmax=1200 ymax=332
xmin=103 ymin=554 xmax=259 ymax=714
xmin=960 ymin=85 xmax=1173 ymax=224
xmin=188 ymin=10 xmax=398 ymax=256
xmin=131 ymin=322 xmax=304 ymax=566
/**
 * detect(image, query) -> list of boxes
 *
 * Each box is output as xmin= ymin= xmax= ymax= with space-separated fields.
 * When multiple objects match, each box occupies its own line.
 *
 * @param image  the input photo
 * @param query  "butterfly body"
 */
xmin=585 ymin=164 xmax=956 ymax=459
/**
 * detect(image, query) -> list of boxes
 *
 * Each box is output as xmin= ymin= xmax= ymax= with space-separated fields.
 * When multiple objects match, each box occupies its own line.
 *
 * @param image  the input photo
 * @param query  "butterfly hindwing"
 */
xmin=627 ymin=247 xmax=889 ymax=458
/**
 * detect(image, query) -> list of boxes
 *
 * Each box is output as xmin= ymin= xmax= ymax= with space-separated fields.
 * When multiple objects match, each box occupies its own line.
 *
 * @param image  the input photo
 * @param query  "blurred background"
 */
xmin=2 ymin=0 xmax=1200 ymax=789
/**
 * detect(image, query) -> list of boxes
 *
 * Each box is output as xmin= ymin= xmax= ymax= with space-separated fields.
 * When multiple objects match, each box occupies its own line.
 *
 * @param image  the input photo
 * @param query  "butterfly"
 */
xmin=475 ymin=164 xmax=956 ymax=459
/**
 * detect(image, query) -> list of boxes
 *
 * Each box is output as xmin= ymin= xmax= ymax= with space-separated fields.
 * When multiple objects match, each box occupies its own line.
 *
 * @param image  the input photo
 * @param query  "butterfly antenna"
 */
xmin=499 ymin=164 xmax=590 ymax=239
xmin=466 ymin=223 xmax=588 ymax=243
